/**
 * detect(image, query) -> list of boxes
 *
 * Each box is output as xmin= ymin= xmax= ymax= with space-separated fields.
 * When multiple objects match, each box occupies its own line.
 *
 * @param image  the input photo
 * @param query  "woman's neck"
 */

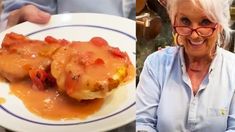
xmin=184 ymin=45 xmax=216 ymax=72
xmin=184 ymin=54 xmax=212 ymax=72
xmin=184 ymin=53 xmax=213 ymax=95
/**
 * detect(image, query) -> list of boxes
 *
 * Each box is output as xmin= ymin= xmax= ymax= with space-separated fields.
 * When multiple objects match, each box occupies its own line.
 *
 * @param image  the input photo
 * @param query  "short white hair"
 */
xmin=166 ymin=0 xmax=234 ymax=47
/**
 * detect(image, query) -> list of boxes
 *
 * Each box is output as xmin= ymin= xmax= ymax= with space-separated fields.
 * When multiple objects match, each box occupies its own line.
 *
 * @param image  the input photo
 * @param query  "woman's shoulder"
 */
xmin=146 ymin=46 xmax=179 ymax=63
xmin=219 ymin=48 xmax=235 ymax=74
xmin=220 ymin=48 xmax=235 ymax=62
xmin=219 ymin=48 xmax=235 ymax=82
xmin=142 ymin=46 xmax=179 ymax=85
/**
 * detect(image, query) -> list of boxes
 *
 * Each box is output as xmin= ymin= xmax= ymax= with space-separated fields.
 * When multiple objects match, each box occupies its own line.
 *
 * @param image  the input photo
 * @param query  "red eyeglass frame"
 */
xmin=173 ymin=23 xmax=218 ymax=37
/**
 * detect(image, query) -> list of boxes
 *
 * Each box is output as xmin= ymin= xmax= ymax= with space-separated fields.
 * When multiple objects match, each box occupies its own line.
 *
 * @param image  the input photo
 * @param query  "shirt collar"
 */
xmin=209 ymin=45 xmax=221 ymax=73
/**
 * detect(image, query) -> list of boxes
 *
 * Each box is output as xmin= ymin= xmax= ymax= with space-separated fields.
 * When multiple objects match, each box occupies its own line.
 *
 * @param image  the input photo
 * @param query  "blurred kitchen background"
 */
xmin=136 ymin=0 xmax=235 ymax=81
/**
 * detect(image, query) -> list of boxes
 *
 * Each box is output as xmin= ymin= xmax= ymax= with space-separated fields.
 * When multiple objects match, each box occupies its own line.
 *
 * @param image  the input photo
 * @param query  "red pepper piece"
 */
xmin=90 ymin=37 xmax=108 ymax=47
xmin=109 ymin=47 xmax=126 ymax=58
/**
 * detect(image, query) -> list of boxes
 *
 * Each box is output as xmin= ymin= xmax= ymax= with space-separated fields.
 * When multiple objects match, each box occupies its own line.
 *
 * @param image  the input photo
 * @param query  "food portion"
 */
xmin=51 ymin=38 xmax=132 ymax=100
xmin=0 ymin=32 xmax=134 ymax=101
xmin=0 ymin=33 xmax=60 ymax=82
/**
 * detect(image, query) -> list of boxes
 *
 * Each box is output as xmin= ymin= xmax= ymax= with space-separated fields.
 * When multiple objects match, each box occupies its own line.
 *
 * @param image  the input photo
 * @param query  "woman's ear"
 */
xmin=218 ymin=24 xmax=223 ymax=33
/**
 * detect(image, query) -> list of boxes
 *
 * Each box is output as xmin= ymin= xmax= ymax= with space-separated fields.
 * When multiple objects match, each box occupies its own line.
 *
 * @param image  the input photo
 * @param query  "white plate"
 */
xmin=0 ymin=13 xmax=136 ymax=132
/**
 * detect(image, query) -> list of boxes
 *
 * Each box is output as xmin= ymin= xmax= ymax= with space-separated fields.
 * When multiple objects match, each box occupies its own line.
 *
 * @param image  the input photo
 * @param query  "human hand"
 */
xmin=7 ymin=4 xmax=51 ymax=28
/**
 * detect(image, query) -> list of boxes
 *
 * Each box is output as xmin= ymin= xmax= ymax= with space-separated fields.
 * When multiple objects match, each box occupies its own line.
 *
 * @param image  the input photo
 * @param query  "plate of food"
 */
xmin=0 ymin=13 xmax=136 ymax=132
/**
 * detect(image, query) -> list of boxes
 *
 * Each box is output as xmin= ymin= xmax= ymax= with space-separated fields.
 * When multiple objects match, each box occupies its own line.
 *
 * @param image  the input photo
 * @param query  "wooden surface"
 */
xmin=136 ymin=0 xmax=146 ymax=14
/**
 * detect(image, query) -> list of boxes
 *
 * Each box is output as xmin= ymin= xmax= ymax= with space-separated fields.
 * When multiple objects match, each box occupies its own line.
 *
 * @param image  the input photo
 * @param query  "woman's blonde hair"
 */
xmin=165 ymin=0 xmax=234 ymax=48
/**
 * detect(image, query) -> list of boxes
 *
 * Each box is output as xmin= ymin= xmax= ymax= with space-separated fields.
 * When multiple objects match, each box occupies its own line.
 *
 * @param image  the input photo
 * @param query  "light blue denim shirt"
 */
xmin=136 ymin=46 xmax=235 ymax=132
xmin=1 ymin=0 xmax=135 ymax=20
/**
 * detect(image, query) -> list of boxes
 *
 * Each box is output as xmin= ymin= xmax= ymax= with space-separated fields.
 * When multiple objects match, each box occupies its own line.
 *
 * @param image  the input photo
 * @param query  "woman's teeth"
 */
xmin=189 ymin=40 xmax=204 ymax=45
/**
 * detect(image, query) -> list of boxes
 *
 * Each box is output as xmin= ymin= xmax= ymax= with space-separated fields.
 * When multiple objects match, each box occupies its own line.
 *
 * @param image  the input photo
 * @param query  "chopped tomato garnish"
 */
xmin=90 ymin=37 xmax=108 ymax=47
xmin=29 ymin=69 xmax=47 ymax=90
xmin=109 ymin=47 xmax=126 ymax=58
xmin=45 ymin=36 xmax=58 ymax=43
xmin=60 ymin=39 xmax=70 ymax=45
xmin=28 ymin=69 xmax=56 ymax=90
xmin=45 ymin=36 xmax=69 ymax=46
xmin=2 ymin=32 xmax=27 ymax=48
xmin=8 ymin=32 xmax=26 ymax=40
xmin=94 ymin=58 xmax=105 ymax=65
xmin=44 ymin=73 xmax=56 ymax=87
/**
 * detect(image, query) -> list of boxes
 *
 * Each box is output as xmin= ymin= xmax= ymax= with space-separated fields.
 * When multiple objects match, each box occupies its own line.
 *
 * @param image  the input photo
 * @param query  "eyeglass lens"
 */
xmin=175 ymin=27 xmax=214 ymax=37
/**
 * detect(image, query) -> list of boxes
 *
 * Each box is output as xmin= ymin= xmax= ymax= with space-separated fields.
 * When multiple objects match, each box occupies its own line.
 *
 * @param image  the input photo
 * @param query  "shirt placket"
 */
xmin=187 ymin=96 xmax=198 ymax=131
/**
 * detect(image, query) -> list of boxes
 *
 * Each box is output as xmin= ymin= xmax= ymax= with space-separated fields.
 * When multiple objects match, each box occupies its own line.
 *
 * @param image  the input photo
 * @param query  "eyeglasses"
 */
xmin=173 ymin=24 xmax=218 ymax=37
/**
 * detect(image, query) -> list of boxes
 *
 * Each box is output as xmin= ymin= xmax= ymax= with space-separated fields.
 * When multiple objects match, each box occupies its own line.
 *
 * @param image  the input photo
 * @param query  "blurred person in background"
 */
xmin=0 ymin=0 xmax=135 ymax=31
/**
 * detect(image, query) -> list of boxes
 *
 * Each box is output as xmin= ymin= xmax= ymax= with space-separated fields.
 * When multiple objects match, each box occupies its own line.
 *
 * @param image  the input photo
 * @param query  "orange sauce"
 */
xmin=0 ymin=97 xmax=5 ymax=104
xmin=69 ymin=42 xmax=135 ymax=83
xmin=10 ymin=81 xmax=104 ymax=120
xmin=0 ymin=76 xmax=5 ymax=82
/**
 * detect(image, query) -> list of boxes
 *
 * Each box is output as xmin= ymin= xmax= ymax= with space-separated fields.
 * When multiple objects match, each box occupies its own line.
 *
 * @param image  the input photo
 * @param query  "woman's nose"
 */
xmin=190 ymin=24 xmax=200 ymax=39
xmin=190 ymin=30 xmax=200 ymax=39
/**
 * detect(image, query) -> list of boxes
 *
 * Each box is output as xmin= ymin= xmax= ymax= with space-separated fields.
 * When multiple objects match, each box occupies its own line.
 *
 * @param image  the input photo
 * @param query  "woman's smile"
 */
xmin=187 ymin=39 xmax=207 ymax=50
xmin=188 ymin=39 xmax=205 ymax=46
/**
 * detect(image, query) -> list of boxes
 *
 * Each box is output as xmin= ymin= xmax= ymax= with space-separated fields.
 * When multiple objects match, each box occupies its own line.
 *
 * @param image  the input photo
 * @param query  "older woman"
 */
xmin=136 ymin=0 xmax=235 ymax=131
